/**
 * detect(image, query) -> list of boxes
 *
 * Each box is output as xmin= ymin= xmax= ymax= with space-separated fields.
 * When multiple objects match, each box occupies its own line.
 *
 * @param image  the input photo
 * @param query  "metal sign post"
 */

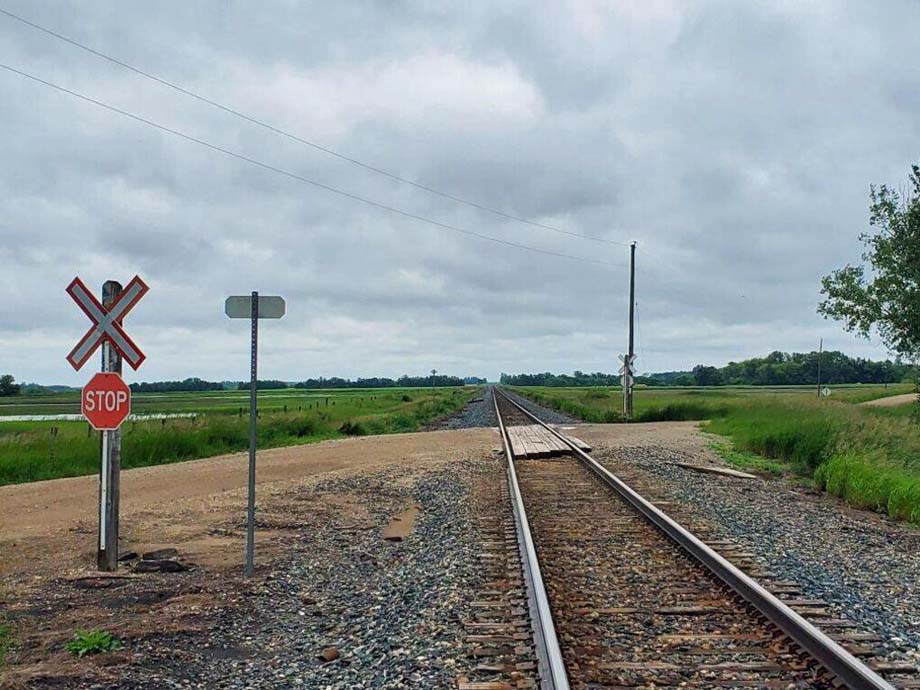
xmin=225 ymin=292 xmax=285 ymax=576
xmin=248 ymin=292 xmax=258 ymax=578
xmin=67 ymin=275 xmax=148 ymax=572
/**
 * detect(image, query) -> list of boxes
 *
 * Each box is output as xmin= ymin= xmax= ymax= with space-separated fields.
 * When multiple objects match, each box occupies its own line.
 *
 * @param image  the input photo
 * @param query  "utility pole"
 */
xmin=816 ymin=337 xmax=823 ymax=399
xmin=622 ymin=242 xmax=637 ymax=421
xmin=98 ymin=280 xmax=122 ymax=571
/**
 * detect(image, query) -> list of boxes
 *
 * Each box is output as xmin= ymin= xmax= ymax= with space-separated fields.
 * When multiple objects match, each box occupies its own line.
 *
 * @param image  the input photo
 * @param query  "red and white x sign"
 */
xmin=66 ymin=276 xmax=149 ymax=371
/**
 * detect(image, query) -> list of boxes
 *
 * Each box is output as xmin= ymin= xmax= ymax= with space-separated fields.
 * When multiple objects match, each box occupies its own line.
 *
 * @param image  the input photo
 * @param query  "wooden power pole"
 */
xmin=816 ymin=337 xmax=823 ymax=399
xmin=98 ymin=280 xmax=122 ymax=571
xmin=623 ymin=242 xmax=637 ymax=421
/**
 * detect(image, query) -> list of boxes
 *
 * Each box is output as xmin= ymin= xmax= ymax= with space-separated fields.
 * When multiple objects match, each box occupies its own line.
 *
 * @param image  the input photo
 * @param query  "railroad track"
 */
xmin=492 ymin=387 xmax=914 ymax=690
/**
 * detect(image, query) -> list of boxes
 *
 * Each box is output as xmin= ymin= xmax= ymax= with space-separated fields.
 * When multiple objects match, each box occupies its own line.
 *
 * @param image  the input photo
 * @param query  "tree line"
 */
xmin=500 ymin=371 xmax=661 ymax=387
xmin=291 ymin=374 xmax=466 ymax=389
xmin=685 ymin=350 xmax=912 ymax=386
xmin=501 ymin=351 xmax=915 ymax=388
xmin=131 ymin=378 xmax=225 ymax=393
xmin=0 ymin=372 xmax=475 ymax=396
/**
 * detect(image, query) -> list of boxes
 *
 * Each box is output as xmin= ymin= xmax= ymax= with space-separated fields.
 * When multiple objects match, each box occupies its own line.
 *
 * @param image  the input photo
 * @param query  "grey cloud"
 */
xmin=1 ymin=0 xmax=916 ymax=384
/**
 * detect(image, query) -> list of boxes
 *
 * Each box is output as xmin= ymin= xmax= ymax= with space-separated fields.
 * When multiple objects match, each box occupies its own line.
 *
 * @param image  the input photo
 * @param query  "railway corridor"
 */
xmin=493 ymin=388 xmax=912 ymax=690
xmin=518 ymin=455 xmax=822 ymax=688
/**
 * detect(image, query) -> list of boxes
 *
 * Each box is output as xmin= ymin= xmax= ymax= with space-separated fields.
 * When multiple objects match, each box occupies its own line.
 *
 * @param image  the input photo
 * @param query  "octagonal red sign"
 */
xmin=82 ymin=372 xmax=131 ymax=430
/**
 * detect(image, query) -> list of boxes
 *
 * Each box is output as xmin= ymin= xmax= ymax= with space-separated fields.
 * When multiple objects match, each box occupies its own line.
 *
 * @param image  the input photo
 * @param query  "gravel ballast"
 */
xmin=431 ymin=386 xmax=497 ymax=429
xmin=494 ymin=387 xmax=579 ymax=425
xmin=432 ymin=386 xmax=580 ymax=430
xmin=593 ymin=444 xmax=920 ymax=672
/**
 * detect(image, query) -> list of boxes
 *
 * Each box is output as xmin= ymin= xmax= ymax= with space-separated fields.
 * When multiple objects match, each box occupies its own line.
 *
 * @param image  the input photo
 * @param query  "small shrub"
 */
xmin=338 ymin=421 xmax=367 ymax=436
xmin=637 ymin=402 xmax=726 ymax=422
xmin=65 ymin=630 xmax=121 ymax=657
xmin=281 ymin=417 xmax=316 ymax=438
xmin=401 ymin=394 xmax=412 ymax=402
xmin=388 ymin=414 xmax=417 ymax=433
xmin=601 ymin=409 xmax=621 ymax=423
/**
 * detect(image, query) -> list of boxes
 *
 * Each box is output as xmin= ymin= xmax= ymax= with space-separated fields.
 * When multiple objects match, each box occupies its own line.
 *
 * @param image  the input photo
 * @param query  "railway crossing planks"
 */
xmin=505 ymin=424 xmax=591 ymax=459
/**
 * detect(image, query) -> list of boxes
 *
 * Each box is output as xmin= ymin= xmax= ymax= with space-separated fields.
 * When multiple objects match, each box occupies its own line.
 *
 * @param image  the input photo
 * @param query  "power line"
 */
xmin=0 ymin=62 xmax=627 ymax=268
xmin=0 ymin=6 xmax=631 ymax=247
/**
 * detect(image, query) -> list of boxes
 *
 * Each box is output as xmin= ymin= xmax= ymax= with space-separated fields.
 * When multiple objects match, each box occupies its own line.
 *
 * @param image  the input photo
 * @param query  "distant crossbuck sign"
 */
xmin=66 ymin=276 xmax=149 ymax=370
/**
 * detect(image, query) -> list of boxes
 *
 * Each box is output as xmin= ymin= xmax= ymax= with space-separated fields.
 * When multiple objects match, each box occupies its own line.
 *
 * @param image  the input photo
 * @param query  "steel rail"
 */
xmin=494 ymin=388 xmax=895 ymax=690
xmin=492 ymin=391 xmax=571 ymax=690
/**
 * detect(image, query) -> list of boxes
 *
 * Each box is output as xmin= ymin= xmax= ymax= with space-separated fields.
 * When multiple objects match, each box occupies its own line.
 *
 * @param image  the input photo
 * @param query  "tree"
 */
xmin=819 ymin=165 xmax=920 ymax=359
xmin=0 ymin=374 xmax=21 ymax=397
xmin=692 ymin=365 xmax=722 ymax=386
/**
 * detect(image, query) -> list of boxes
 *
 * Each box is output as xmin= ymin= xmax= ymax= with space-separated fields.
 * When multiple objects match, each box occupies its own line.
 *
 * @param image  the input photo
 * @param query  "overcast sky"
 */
xmin=1 ymin=1 xmax=918 ymax=385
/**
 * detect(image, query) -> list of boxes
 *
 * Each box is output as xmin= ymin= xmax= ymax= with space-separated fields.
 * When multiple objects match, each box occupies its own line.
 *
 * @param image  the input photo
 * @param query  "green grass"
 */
xmin=65 ymin=630 xmax=121 ymax=657
xmin=509 ymin=383 xmax=914 ymax=425
xmin=717 ymin=401 xmax=920 ymax=522
xmin=510 ymin=384 xmax=920 ymax=524
xmin=0 ymin=387 xmax=477 ymax=485
xmin=707 ymin=438 xmax=788 ymax=476
xmin=0 ymin=623 xmax=12 ymax=669
xmin=0 ymin=386 xmax=473 ymax=416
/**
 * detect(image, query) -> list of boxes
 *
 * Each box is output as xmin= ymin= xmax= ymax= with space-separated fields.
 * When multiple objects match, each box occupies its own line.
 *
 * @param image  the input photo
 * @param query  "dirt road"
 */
xmin=0 ymin=429 xmax=496 ymax=577
xmin=861 ymin=392 xmax=916 ymax=407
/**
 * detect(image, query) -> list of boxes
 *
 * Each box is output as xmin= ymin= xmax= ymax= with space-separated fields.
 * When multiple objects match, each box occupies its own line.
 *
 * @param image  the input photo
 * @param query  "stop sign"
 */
xmin=82 ymin=372 xmax=132 ymax=430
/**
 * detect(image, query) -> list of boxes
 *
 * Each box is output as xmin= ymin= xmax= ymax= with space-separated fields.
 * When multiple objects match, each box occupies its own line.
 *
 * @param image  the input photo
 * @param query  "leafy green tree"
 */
xmin=819 ymin=165 xmax=920 ymax=358
xmin=0 ymin=375 xmax=20 ymax=397
xmin=692 ymin=365 xmax=722 ymax=386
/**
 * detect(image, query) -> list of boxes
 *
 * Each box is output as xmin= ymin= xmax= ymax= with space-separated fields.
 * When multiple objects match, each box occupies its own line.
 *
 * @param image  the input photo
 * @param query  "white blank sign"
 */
xmin=225 ymin=296 xmax=286 ymax=319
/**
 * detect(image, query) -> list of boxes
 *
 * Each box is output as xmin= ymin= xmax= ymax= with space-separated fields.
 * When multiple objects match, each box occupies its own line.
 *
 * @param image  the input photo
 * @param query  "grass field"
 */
xmin=510 ymin=384 xmax=920 ymax=524
xmin=0 ymin=386 xmax=440 ymax=416
xmin=0 ymin=387 xmax=477 ymax=485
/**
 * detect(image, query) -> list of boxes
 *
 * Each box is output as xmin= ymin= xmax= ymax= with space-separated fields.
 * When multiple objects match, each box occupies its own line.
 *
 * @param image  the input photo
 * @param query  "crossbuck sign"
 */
xmin=66 ymin=276 xmax=149 ymax=370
